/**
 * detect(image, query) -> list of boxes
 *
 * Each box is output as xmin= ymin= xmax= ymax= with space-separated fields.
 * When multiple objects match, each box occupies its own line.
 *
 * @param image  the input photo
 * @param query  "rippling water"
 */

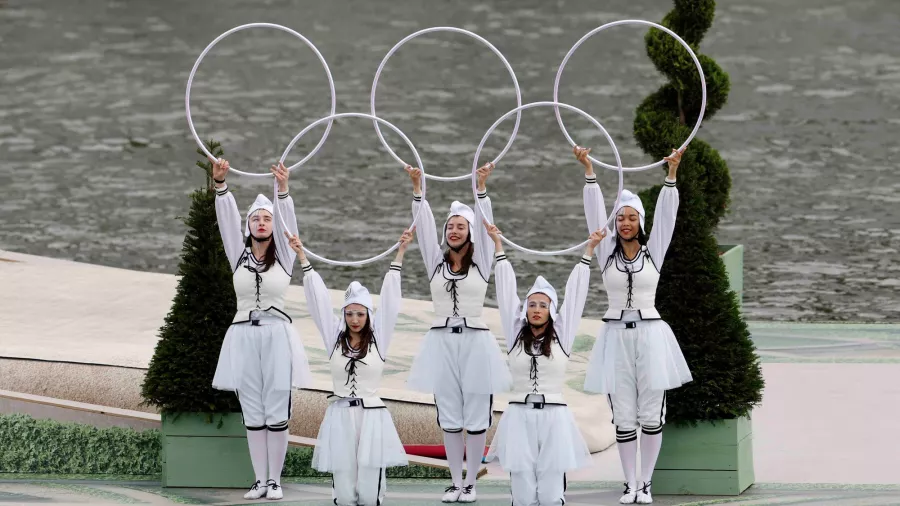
xmin=1 ymin=0 xmax=898 ymax=321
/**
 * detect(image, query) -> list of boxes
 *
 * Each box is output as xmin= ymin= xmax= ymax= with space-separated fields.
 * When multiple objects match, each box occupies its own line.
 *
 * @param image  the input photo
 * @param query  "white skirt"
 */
xmin=406 ymin=327 xmax=512 ymax=395
xmin=487 ymin=404 xmax=592 ymax=473
xmin=312 ymin=402 xmax=408 ymax=472
xmin=583 ymin=320 xmax=692 ymax=395
xmin=212 ymin=317 xmax=312 ymax=392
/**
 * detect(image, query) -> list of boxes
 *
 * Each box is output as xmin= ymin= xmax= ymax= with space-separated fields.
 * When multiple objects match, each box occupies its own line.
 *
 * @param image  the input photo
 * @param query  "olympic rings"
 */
xmin=277 ymin=112 xmax=428 ymax=267
xmin=472 ymin=101 xmax=624 ymax=256
xmin=186 ymin=21 xmax=697 ymax=262
xmin=186 ymin=23 xmax=336 ymax=177
xmin=370 ymin=27 xmax=523 ymax=182
xmin=553 ymin=19 xmax=706 ymax=172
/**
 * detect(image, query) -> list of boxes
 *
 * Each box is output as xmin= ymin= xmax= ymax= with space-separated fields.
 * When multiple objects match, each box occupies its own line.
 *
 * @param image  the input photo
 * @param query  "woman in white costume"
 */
xmin=577 ymin=146 xmax=692 ymax=504
xmin=210 ymin=158 xmax=312 ymax=501
xmin=287 ymin=230 xmax=413 ymax=506
xmin=404 ymin=163 xmax=512 ymax=503
xmin=484 ymin=222 xmax=604 ymax=506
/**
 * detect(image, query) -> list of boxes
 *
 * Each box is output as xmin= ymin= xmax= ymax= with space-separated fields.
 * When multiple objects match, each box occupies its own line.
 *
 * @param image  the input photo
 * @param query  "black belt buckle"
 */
xmin=251 ymin=320 xmax=261 ymax=326
xmin=450 ymin=326 xmax=463 ymax=334
xmin=347 ymin=399 xmax=361 ymax=407
xmin=530 ymin=402 xmax=545 ymax=410
xmin=624 ymin=321 xmax=636 ymax=329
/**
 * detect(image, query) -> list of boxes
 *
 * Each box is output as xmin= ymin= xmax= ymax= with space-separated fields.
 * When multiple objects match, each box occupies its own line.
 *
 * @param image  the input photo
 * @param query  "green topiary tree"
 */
xmin=635 ymin=0 xmax=764 ymax=423
xmin=141 ymin=140 xmax=241 ymax=414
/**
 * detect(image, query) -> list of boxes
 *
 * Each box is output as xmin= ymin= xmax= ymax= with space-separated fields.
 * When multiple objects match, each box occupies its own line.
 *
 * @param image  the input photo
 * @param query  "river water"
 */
xmin=1 ymin=0 xmax=898 ymax=321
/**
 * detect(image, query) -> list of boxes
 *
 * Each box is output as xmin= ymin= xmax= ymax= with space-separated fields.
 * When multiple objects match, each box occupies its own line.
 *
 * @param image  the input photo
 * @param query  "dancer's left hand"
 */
xmin=270 ymin=162 xmax=289 ymax=193
xmin=476 ymin=162 xmax=494 ymax=192
xmin=664 ymin=148 xmax=684 ymax=179
xmin=398 ymin=228 xmax=415 ymax=253
xmin=284 ymin=231 xmax=306 ymax=263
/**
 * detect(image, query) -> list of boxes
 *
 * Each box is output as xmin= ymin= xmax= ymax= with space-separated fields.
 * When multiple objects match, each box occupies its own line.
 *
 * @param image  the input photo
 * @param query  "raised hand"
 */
xmin=476 ymin=162 xmax=494 ymax=192
xmin=270 ymin=162 xmax=289 ymax=193
xmin=284 ymin=231 xmax=306 ymax=263
xmin=394 ymin=227 xmax=415 ymax=263
xmin=573 ymin=145 xmax=593 ymax=175
xmin=663 ymin=147 xmax=685 ymax=180
xmin=405 ymin=165 xmax=423 ymax=194
xmin=398 ymin=227 xmax=415 ymax=252
xmin=210 ymin=157 xmax=229 ymax=184
xmin=587 ymin=228 xmax=607 ymax=250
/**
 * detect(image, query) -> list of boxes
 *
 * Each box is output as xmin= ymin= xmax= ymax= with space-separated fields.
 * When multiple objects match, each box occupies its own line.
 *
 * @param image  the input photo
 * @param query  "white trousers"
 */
xmin=235 ymin=323 xmax=292 ymax=428
xmin=330 ymin=404 xmax=387 ymax=506
xmin=607 ymin=329 xmax=667 ymax=432
xmin=510 ymin=470 xmax=566 ymax=506
xmin=435 ymin=390 xmax=493 ymax=433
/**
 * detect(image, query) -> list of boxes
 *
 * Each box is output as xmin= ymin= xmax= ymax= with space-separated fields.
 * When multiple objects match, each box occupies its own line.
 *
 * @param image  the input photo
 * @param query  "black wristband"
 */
xmin=213 ymin=178 xmax=225 ymax=184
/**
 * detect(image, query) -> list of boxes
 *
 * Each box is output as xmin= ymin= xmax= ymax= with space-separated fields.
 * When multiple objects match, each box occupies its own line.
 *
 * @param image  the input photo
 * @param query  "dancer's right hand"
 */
xmin=284 ymin=231 xmax=307 ymax=262
xmin=484 ymin=220 xmax=503 ymax=251
xmin=405 ymin=165 xmax=423 ymax=194
xmin=573 ymin=146 xmax=593 ymax=176
xmin=210 ymin=157 xmax=229 ymax=183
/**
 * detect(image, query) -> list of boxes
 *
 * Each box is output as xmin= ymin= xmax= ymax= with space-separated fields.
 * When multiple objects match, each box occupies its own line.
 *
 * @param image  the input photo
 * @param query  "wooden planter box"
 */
xmin=719 ymin=244 xmax=743 ymax=308
xmin=161 ymin=412 xmax=254 ymax=488
xmin=653 ymin=416 xmax=754 ymax=495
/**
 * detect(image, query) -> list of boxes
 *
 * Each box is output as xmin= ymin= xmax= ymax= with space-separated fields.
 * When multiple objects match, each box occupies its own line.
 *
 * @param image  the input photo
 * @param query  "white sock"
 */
xmin=616 ymin=428 xmax=638 ymax=487
xmin=640 ymin=428 xmax=663 ymax=484
xmin=266 ymin=429 xmax=289 ymax=485
xmin=443 ymin=431 xmax=465 ymax=486
xmin=464 ymin=431 xmax=487 ymax=487
xmin=246 ymin=429 xmax=268 ymax=484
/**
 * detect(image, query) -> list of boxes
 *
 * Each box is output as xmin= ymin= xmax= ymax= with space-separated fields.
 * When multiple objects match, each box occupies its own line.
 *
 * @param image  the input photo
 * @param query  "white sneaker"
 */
xmin=244 ymin=480 xmax=267 ymax=500
xmin=442 ymin=484 xmax=462 ymax=502
xmin=266 ymin=479 xmax=283 ymax=500
xmin=635 ymin=481 xmax=652 ymax=504
xmin=458 ymin=484 xmax=476 ymax=503
xmin=619 ymin=482 xmax=637 ymax=504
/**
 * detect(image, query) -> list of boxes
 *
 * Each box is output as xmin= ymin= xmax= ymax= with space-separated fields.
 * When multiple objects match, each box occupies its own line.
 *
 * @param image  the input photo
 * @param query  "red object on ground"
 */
xmin=402 ymin=445 xmax=490 ymax=460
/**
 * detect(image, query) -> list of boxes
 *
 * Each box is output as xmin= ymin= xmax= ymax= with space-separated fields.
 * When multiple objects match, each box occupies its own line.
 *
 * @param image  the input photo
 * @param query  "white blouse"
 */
xmin=494 ymin=254 xmax=591 ymax=404
xmin=303 ymin=263 xmax=403 ymax=408
xmin=583 ymin=177 xmax=679 ymax=321
xmin=215 ymin=185 xmax=299 ymax=324
xmin=411 ymin=192 xmax=495 ymax=330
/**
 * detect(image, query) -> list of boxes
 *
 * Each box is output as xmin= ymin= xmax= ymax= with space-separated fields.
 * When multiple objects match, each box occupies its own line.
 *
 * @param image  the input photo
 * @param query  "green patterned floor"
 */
xmin=2 ymin=477 xmax=900 ymax=505
xmin=749 ymin=322 xmax=900 ymax=363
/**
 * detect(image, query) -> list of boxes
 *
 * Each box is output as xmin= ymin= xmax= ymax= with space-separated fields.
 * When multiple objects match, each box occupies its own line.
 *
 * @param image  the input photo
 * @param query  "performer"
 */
xmin=484 ymin=222 xmax=604 ymax=506
xmin=210 ymin=158 xmax=312 ymax=501
xmin=404 ymin=163 xmax=512 ymax=503
xmin=289 ymin=230 xmax=412 ymax=506
xmin=578 ymin=146 xmax=693 ymax=504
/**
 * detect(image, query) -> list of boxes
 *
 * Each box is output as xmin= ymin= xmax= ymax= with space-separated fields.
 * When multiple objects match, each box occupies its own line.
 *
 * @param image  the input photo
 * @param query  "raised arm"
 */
xmin=211 ymin=158 xmax=245 ymax=272
xmin=407 ymin=166 xmax=442 ymax=276
xmin=270 ymin=162 xmax=298 ymax=275
xmin=289 ymin=234 xmax=340 ymax=352
xmin=647 ymin=149 xmax=683 ymax=270
xmin=372 ymin=229 xmax=413 ymax=359
xmin=577 ymin=146 xmax=615 ymax=267
xmin=486 ymin=222 xmax=521 ymax=351
xmin=472 ymin=162 xmax=496 ymax=282
xmin=556 ymin=231 xmax=603 ymax=355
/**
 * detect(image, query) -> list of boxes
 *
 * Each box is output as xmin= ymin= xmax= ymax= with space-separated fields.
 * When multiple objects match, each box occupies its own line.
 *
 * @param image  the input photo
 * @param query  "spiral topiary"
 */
xmin=636 ymin=0 xmax=764 ymax=423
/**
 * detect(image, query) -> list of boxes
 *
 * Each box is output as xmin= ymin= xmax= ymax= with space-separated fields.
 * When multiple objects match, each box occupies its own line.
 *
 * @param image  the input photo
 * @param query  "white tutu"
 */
xmin=487 ymin=404 xmax=592 ymax=473
xmin=583 ymin=320 xmax=692 ymax=394
xmin=212 ymin=317 xmax=312 ymax=392
xmin=312 ymin=402 xmax=408 ymax=472
xmin=406 ymin=327 xmax=511 ymax=395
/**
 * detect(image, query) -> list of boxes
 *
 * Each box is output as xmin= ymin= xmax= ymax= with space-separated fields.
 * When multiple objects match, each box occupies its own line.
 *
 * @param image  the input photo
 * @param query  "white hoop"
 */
xmin=472 ymin=101 xmax=624 ymax=256
xmin=370 ymin=27 xmax=523 ymax=182
xmin=186 ymin=23 xmax=337 ymax=178
xmin=553 ymin=19 xmax=706 ymax=172
xmin=278 ymin=112 xmax=428 ymax=267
